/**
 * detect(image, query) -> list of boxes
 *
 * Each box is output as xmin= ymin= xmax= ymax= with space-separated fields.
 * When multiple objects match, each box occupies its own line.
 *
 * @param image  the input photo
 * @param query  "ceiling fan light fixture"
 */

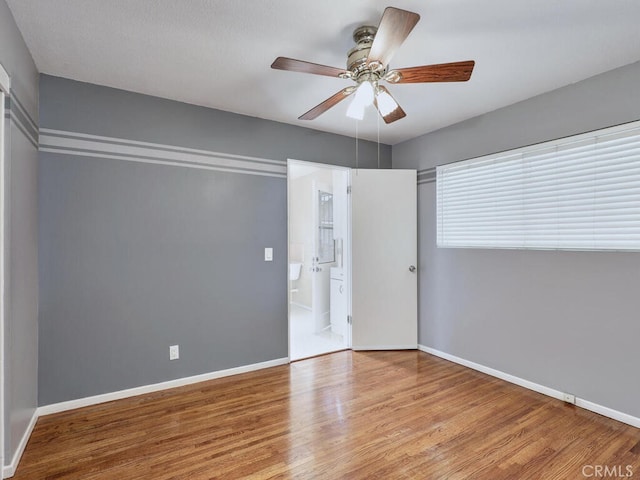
xmin=356 ymin=80 xmax=375 ymax=105
xmin=346 ymin=101 xmax=365 ymax=120
xmin=346 ymin=81 xmax=374 ymax=119
xmin=376 ymin=88 xmax=398 ymax=116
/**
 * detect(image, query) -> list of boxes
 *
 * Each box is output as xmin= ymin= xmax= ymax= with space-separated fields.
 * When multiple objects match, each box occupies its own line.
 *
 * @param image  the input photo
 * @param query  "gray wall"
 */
xmin=38 ymin=75 xmax=391 ymax=405
xmin=393 ymin=61 xmax=640 ymax=418
xmin=0 ymin=0 xmax=39 ymax=466
xmin=40 ymin=75 xmax=391 ymax=169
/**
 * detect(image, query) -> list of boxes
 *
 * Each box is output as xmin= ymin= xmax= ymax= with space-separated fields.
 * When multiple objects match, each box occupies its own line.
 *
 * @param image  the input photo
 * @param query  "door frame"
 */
xmin=286 ymin=159 xmax=352 ymax=361
xmin=0 ymin=61 xmax=11 ymax=470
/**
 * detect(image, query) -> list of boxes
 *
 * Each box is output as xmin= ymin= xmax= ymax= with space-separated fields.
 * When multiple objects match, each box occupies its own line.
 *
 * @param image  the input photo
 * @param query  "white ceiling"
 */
xmin=7 ymin=0 xmax=640 ymax=145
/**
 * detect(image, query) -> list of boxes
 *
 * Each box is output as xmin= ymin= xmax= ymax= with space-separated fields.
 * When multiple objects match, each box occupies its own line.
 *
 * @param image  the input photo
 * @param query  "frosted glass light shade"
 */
xmin=376 ymin=89 xmax=398 ymax=116
xmin=346 ymin=81 xmax=374 ymax=120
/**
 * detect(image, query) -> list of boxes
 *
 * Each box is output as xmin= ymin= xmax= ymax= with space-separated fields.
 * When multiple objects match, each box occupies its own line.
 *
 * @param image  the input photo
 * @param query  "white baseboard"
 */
xmin=419 ymin=345 xmax=640 ymax=429
xmin=38 ymin=357 xmax=289 ymax=417
xmin=352 ymin=344 xmax=418 ymax=351
xmin=574 ymin=398 xmax=640 ymax=429
xmin=2 ymin=409 xmax=38 ymax=479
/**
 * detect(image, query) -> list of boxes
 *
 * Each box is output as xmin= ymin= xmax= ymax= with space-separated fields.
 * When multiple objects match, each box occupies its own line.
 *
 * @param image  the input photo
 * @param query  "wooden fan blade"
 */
xmin=271 ymin=57 xmax=348 ymax=78
xmin=374 ymin=86 xmax=406 ymax=124
xmin=367 ymin=7 xmax=420 ymax=69
xmin=388 ymin=61 xmax=475 ymax=84
xmin=299 ymin=88 xmax=355 ymax=120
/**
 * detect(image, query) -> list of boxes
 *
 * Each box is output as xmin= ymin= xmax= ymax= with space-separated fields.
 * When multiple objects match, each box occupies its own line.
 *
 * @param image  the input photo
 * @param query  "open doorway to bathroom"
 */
xmin=288 ymin=160 xmax=350 ymax=361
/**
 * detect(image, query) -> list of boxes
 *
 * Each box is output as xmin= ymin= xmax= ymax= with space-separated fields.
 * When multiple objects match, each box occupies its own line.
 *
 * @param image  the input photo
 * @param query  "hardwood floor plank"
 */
xmin=13 ymin=351 xmax=640 ymax=479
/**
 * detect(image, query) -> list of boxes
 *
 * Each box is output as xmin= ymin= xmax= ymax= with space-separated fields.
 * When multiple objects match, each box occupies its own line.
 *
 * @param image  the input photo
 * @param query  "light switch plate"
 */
xmin=169 ymin=345 xmax=179 ymax=360
xmin=264 ymin=247 xmax=273 ymax=261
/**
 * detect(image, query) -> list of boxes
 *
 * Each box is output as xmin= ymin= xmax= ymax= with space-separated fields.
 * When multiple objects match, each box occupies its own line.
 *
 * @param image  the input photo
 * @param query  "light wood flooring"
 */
xmin=13 ymin=351 xmax=640 ymax=479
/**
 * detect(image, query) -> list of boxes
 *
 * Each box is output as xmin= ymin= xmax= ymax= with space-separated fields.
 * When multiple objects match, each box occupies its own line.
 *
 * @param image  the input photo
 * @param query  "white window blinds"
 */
xmin=436 ymin=121 xmax=640 ymax=251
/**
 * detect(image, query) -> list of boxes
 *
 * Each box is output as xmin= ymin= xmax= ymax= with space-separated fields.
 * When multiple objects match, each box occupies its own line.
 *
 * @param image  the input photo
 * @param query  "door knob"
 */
xmin=409 ymin=265 xmax=416 ymax=273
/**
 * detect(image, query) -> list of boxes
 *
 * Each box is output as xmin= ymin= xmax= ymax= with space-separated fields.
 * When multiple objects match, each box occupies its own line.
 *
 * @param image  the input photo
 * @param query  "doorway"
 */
xmin=288 ymin=160 xmax=351 ymax=360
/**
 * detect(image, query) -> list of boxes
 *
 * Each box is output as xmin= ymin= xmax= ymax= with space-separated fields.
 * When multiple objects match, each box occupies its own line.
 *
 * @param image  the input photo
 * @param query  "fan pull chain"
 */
xmin=377 ymin=108 xmax=380 ymax=169
xmin=355 ymin=119 xmax=359 ymax=173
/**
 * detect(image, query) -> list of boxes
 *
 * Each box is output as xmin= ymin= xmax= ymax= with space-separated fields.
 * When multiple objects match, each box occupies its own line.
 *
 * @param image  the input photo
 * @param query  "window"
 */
xmin=437 ymin=120 xmax=640 ymax=251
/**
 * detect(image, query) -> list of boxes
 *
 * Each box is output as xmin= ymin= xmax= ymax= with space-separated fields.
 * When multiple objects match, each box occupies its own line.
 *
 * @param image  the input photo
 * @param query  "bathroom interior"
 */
xmin=288 ymin=161 xmax=350 ymax=360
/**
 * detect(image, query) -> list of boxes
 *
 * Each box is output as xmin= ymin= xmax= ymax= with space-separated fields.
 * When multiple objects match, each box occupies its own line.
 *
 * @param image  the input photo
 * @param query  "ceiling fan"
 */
xmin=271 ymin=6 xmax=475 ymax=124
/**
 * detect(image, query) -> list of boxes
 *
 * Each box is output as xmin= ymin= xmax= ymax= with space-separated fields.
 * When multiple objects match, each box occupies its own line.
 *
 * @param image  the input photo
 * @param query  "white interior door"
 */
xmin=351 ymin=169 xmax=417 ymax=350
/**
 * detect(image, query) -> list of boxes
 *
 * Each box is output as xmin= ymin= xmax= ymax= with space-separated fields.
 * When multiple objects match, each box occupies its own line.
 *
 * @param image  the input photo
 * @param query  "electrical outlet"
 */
xmin=169 ymin=345 xmax=179 ymax=360
xmin=562 ymin=392 xmax=576 ymax=404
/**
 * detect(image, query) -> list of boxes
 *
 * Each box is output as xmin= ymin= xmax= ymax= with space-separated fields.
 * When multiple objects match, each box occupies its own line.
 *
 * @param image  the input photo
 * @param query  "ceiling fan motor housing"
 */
xmin=347 ymin=25 xmax=385 ymax=81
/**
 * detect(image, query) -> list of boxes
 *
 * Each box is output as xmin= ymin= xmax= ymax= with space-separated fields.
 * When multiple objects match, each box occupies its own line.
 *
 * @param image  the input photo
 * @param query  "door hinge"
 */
xmin=347 ymin=186 xmax=352 ymax=195
xmin=347 ymin=315 xmax=352 ymax=325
